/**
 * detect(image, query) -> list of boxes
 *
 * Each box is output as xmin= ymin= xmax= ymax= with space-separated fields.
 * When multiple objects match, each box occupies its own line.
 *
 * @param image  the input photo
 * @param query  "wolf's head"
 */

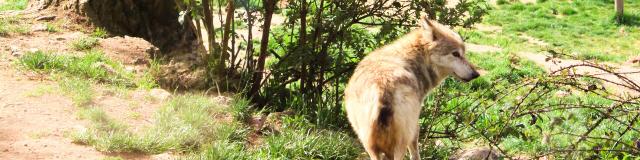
xmin=419 ymin=16 xmax=479 ymax=82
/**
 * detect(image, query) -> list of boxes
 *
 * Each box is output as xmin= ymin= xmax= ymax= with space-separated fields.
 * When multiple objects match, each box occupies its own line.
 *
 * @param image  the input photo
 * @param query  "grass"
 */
xmin=191 ymin=114 xmax=362 ymax=159
xmin=65 ymin=92 xmax=362 ymax=159
xmin=45 ymin=22 xmax=60 ymax=32
xmin=92 ymin=28 xmax=109 ymax=38
xmin=58 ymin=76 xmax=95 ymax=106
xmin=16 ymin=50 xmax=154 ymax=88
xmin=0 ymin=0 xmax=28 ymax=11
xmin=0 ymin=16 xmax=30 ymax=36
xmin=485 ymin=0 xmax=640 ymax=62
xmin=70 ymin=94 xmax=229 ymax=153
xmin=24 ymin=85 xmax=56 ymax=97
xmin=71 ymin=36 xmax=100 ymax=51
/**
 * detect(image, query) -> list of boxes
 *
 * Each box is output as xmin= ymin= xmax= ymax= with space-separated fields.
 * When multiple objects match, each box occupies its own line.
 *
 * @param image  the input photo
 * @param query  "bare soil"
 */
xmin=0 ymin=52 xmax=151 ymax=160
xmin=0 ymin=12 xmax=164 ymax=159
xmin=518 ymin=52 xmax=640 ymax=96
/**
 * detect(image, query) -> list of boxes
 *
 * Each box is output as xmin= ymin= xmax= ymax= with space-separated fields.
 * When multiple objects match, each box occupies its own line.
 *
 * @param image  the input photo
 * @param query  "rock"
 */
xmin=554 ymin=90 xmax=569 ymax=97
xmin=152 ymin=153 xmax=174 ymax=160
xmin=28 ymin=48 xmax=40 ymax=53
xmin=31 ymin=24 xmax=47 ymax=32
xmin=452 ymin=147 xmax=501 ymax=160
xmin=213 ymin=96 xmax=232 ymax=105
xmin=92 ymin=62 xmax=116 ymax=74
xmin=9 ymin=47 xmax=22 ymax=57
xmin=145 ymin=46 xmax=161 ymax=57
xmin=628 ymin=56 xmax=640 ymax=64
xmin=149 ymin=89 xmax=171 ymax=101
xmin=11 ymin=52 xmax=22 ymax=57
xmin=125 ymin=66 xmax=136 ymax=73
xmin=133 ymin=57 xmax=148 ymax=65
xmin=10 ymin=46 xmax=19 ymax=53
xmin=35 ymin=15 xmax=56 ymax=21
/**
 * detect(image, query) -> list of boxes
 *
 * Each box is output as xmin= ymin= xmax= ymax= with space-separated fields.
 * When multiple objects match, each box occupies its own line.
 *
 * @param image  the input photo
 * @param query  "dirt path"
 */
xmin=0 ymin=12 xmax=164 ymax=159
xmin=518 ymin=52 xmax=640 ymax=96
xmin=465 ymin=24 xmax=640 ymax=96
xmin=0 ymin=53 xmax=147 ymax=159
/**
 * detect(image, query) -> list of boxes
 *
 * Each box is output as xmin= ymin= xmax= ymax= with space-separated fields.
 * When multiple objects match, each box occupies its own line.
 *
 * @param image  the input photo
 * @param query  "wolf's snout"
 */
xmin=463 ymin=70 xmax=480 ymax=82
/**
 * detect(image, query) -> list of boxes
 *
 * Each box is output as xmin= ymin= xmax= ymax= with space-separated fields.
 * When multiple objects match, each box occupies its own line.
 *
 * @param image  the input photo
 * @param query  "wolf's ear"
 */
xmin=420 ymin=15 xmax=439 ymax=41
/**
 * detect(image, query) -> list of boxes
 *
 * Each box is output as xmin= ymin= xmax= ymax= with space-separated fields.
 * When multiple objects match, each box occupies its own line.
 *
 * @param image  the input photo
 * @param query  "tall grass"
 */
xmin=0 ymin=0 xmax=28 ymax=11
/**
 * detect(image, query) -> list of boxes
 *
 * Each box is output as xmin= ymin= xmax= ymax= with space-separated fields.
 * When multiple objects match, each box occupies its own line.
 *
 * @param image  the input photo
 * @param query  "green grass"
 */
xmin=67 ymin=93 xmax=362 ymax=159
xmin=24 ymin=85 xmax=56 ymax=97
xmin=191 ymin=115 xmax=362 ymax=159
xmin=59 ymin=77 xmax=95 ymax=106
xmin=70 ymin=94 xmax=230 ymax=153
xmin=71 ymin=36 xmax=100 ymax=51
xmin=16 ymin=50 xmax=153 ymax=87
xmin=92 ymin=28 xmax=109 ymax=38
xmin=0 ymin=0 xmax=28 ymax=11
xmin=101 ymin=156 xmax=124 ymax=160
xmin=45 ymin=22 xmax=59 ymax=32
xmin=0 ymin=16 xmax=30 ymax=36
xmin=486 ymin=0 xmax=640 ymax=62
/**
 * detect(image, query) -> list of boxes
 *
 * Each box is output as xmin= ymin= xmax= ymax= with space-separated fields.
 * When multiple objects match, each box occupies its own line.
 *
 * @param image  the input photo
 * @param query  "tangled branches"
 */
xmin=421 ymin=52 xmax=640 ymax=158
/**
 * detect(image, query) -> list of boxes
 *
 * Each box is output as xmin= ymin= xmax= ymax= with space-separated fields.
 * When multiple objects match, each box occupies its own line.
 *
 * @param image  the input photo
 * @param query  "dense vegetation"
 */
xmin=3 ymin=0 xmax=640 ymax=159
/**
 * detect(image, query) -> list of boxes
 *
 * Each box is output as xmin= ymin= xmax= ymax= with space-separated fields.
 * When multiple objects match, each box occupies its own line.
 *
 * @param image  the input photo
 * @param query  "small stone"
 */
xmin=149 ymin=89 xmax=171 ymax=101
xmin=35 ymin=15 xmax=56 ymax=21
xmin=11 ymin=52 xmax=22 ymax=57
xmin=31 ymin=24 xmax=47 ymax=32
xmin=125 ymin=66 xmax=136 ymax=73
xmin=23 ymin=144 xmax=27 ymax=147
xmin=10 ymin=46 xmax=19 ymax=53
xmin=152 ymin=153 xmax=173 ymax=160
xmin=92 ymin=62 xmax=116 ymax=74
xmin=453 ymin=147 xmax=501 ymax=160
xmin=628 ymin=56 xmax=640 ymax=64
xmin=554 ymin=90 xmax=569 ymax=97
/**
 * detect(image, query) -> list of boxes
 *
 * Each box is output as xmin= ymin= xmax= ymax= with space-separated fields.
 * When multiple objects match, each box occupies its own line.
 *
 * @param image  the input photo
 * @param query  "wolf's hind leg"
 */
xmin=408 ymin=129 xmax=420 ymax=160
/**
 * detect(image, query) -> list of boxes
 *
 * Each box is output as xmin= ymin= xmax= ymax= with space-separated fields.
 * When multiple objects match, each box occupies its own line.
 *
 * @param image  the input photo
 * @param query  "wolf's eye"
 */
xmin=452 ymin=51 xmax=461 ymax=57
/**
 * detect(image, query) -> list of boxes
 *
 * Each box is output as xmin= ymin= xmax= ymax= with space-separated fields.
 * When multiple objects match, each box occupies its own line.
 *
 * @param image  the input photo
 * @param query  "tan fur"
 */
xmin=345 ymin=17 xmax=479 ymax=160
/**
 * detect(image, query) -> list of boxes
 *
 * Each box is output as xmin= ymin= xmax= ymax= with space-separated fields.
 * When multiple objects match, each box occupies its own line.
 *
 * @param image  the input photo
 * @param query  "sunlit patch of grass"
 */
xmin=58 ymin=77 xmax=95 ymax=106
xmin=0 ymin=16 xmax=30 ymax=36
xmin=71 ymin=94 xmax=231 ymax=153
xmin=45 ymin=22 xmax=59 ymax=33
xmin=191 ymin=114 xmax=362 ymax=159
xmin=24 ymin=85 xmax=56 ymax=97
xmin=101 ymin=156 xmax=124 ymax=160
xmin=0 ymin=0 xmax=28 ymax=11
xmin=92 ymin=27 xmax=109 ymax=38
xmin=71 ymin=36 xmax=100 ymax=51
xmin=484 ymin=0 xmax=640 ymax=63
xmin=17 ymin=50 xmax=138 ymax=87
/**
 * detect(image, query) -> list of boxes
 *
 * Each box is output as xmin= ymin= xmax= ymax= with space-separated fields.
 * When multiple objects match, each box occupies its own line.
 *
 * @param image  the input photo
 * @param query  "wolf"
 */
xmin=344 ymin=16 xmax=479 ymax=160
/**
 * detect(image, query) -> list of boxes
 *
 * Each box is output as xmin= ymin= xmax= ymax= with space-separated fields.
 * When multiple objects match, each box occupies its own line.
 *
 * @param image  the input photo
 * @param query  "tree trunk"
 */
xmin=249 ymin=0 xmax=277 ymax=103
xmin=29 ymin=0 xmax=209 ymax=89
xmin=615 ymin=0 xmax=624 ymax=22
